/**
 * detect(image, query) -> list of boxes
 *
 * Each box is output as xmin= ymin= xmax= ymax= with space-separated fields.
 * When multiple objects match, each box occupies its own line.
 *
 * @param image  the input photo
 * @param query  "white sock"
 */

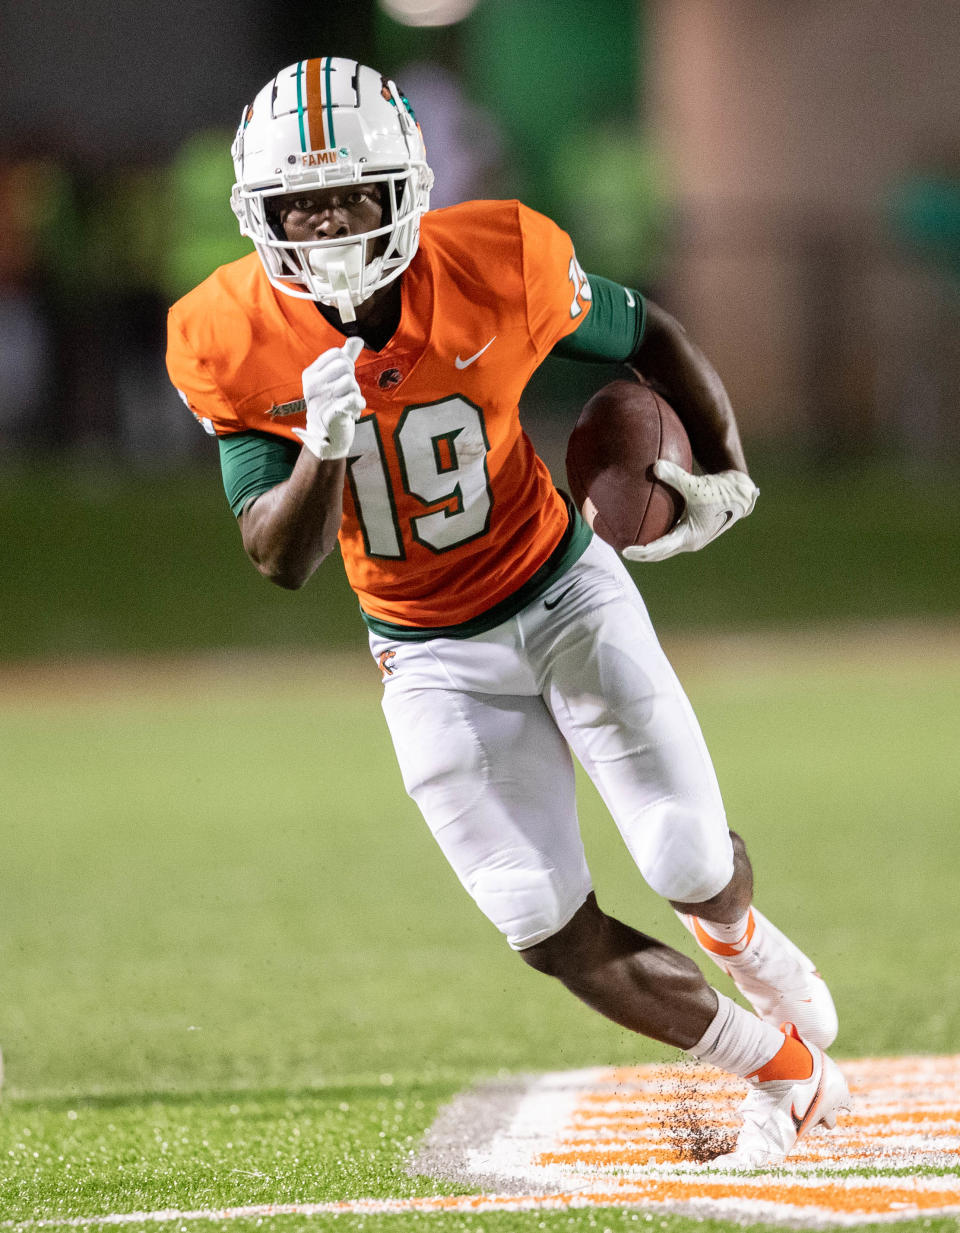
xmin=695 ymin=909 xmax=752 ymax=948
xmin=675 ymin=907 xmax=757 ymax=960
xmin=688 ymin=990 xmax=784 ymax=1079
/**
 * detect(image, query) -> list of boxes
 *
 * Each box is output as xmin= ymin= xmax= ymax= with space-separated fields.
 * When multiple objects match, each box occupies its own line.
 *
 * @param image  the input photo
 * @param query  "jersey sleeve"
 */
xmin=517 ymin=204 xmax=595 ymax=357
xmin=550 ymin=273 xmax=646 ymax=363
xmin=165 ymin=306 xmax=244 ymax=438
xmin=219 ymin=432 xmax=299 ymax=516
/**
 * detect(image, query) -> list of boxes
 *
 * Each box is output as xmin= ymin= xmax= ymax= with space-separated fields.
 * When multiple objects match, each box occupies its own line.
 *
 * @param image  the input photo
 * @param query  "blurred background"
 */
xmin=1 ymin=0 xmax=958 ymax=659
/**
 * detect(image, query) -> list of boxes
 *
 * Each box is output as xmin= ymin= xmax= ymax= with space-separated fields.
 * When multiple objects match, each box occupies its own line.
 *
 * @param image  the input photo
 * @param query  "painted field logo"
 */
xmin=414 ymin=1053 xmax=960 ymax=1226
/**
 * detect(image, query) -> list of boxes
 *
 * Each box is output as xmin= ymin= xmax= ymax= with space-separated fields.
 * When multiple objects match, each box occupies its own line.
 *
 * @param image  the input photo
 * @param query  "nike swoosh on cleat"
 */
xmin=719 ymin=509 xmax=735 ymax=528
xmin=455 ymin=336 xmax=497 ymax=369
xmin=790 ymin=1069 xmax=826 ymax=1138
xmin=544 ymin=583 xmax=577 ymax=610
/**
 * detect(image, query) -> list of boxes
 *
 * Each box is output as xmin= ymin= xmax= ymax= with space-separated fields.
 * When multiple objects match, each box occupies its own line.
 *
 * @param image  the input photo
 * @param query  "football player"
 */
xmin=166 ymin=58 xmax=849 ymax=1166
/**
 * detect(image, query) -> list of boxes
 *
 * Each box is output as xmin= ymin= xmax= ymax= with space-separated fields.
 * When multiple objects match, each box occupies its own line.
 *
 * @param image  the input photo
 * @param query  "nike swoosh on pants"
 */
xmin=544 ymin=583 xmax=577 ymax=610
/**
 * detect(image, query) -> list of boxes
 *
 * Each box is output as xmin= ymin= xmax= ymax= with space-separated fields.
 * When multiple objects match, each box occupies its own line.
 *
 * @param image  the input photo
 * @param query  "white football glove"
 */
xmin=292 ymin=336 xmax=366 ymax=461
xmin=622 ymin=461 xmax=759 ymax=562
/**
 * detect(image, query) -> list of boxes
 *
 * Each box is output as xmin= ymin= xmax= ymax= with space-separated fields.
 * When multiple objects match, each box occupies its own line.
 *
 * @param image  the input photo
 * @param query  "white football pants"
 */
xmin=369 ymin=535 xmax=734 ymax=950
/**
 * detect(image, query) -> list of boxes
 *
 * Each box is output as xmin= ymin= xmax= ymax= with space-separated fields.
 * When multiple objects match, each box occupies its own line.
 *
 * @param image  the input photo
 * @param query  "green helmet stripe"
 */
xmin=295 ymin=61 xmax=307 ymax=152
xmin=323 ymin=57 xmax=336 ymax=148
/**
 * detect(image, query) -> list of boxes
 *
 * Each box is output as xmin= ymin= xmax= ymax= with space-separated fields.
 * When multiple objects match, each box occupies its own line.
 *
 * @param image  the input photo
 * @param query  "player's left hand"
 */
xmin=622 ymin=461 xmax=759 ymax=562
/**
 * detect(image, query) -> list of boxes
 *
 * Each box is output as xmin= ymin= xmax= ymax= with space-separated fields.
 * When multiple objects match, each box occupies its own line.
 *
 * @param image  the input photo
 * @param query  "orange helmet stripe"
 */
xmin=304 ymin=57 xmax=331 ymax=150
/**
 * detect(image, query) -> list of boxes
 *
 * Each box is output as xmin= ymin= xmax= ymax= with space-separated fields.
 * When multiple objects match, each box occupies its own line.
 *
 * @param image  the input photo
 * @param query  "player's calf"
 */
xmin=519 ymin=894 xmax=719 ymax=1049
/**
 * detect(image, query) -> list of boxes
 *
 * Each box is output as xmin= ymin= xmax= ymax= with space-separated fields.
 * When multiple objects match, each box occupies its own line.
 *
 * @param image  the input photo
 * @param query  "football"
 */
xmin=565 ymin=380 xmax=693 ymax=551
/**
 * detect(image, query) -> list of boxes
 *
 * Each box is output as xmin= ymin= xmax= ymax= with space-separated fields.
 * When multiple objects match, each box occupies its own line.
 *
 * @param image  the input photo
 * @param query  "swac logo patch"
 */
xmin=378 ymin=368 xmax=402 ymax=390
xmin=268 ymin=398 xmax=307 ymax=418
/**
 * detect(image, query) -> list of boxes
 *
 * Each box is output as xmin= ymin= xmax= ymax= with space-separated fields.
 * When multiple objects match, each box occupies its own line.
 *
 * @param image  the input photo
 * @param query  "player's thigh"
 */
xmin=380 ymin=683 xmax=592 ymax=950
xmin=542 ymin=552 xmax=733 ymax=903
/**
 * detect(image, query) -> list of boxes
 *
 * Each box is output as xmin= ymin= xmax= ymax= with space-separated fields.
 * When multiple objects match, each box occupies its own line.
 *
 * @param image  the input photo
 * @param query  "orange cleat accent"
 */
xmin=747 ymin=1022 xmax=814 ymax=1084
xmin=690 ymin=910 xmax=757 ymax=957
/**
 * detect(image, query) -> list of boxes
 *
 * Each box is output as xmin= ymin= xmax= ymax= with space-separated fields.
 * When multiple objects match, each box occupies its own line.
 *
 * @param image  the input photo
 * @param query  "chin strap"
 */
xmin=326 ymin=261 xmax=357 ymax=323
xmin=308 ymin=246 xmax=360 ymax=323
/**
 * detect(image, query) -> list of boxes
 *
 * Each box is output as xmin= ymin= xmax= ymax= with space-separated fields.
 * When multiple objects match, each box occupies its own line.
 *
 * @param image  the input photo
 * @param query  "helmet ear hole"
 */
xmin=257 ymin=198 xmax=299 ymax=278
xmin=265 ymin=199 xmax=286 ymax=241
xmin=376 ymin=181 xmax=393 ymax=227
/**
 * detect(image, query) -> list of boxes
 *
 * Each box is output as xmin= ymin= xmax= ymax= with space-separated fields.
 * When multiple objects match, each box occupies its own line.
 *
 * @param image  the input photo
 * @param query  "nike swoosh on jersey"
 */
xmin=624 ymin=289 xmax=635 ymax=307
xmin=454 ymin=336 xmax=497 ymax=369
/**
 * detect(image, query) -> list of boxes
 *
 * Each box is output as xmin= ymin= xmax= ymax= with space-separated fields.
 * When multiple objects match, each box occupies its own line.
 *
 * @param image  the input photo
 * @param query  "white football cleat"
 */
xmin=680 ymin=907 xmax=839 ymax=1050
xmin=713 ymin=1024 xmax=851 ymax=1168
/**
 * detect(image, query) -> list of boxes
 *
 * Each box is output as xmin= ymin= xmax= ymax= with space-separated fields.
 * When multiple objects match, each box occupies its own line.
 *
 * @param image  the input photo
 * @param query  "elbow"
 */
xmin=252 ymin=542 xmax=334 ymax=590
xmin=239 ymin=501 xmax=338 ymax=590
xmin=255 ymin=556 xmax=314 ymax=590
xmin=262 ymin=564 xmax=308 ymax=591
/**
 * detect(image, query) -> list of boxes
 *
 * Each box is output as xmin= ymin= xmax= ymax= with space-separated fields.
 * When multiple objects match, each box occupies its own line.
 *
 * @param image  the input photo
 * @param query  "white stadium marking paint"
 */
xmin=6 ymin=1055 xmax=960 ymax=1228
xmin=432 ymin=1055 xmax=960 ymax=1225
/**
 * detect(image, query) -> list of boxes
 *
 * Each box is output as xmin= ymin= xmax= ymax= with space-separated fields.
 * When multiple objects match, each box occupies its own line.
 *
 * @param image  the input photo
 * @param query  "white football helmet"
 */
xmin=231 ymin=58 xmax=433 ymax=321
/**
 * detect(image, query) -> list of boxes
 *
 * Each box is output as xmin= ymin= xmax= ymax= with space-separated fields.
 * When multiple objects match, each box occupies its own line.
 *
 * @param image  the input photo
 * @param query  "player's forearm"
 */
xmin=239 ymin=453 xmax=346 ymax=589
xmin=630 ymin=301 xmax=749 ymax=476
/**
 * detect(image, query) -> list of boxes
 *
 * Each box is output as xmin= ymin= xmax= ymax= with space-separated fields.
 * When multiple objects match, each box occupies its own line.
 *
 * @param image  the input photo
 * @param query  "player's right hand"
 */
xmin=622 ymin=462 xmax=759 ymax=562
xmin=293 ymin=336 xmax=366 ymax=461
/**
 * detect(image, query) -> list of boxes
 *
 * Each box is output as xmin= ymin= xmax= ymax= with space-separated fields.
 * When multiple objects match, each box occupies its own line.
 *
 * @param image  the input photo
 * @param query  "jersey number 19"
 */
xmin=346 ymin=396 xmax=493 ymax=558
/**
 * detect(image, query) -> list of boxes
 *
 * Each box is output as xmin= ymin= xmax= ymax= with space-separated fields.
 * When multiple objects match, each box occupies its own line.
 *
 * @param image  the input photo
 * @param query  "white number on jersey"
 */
xmin=346 ymin=417 xmax=404 ymax=558
xmin=346 ymin=396 xmax=493 ymax=559
xmin=568 ymin=255 xmax=593 ymax=319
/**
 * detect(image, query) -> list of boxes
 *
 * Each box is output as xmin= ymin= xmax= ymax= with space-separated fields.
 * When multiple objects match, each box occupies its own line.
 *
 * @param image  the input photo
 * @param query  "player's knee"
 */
xmin=468 ymin=864 xmax=589 ymax=953
xmin=635 ymin=805 xmax=734 ymax=903
xmin=728 ymin=830 xmax=753 ymax=885
xmin=668 ymin=829 xmax=754 ymax=916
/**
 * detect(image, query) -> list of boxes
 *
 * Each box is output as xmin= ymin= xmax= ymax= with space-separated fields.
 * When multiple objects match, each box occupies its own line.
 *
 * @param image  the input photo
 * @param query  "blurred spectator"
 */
xmin=162 ymin=129 xmax=253 ymax=303
xmin=91 ymin=160 xmax=183 ymax=461
xmin=0 ymin=125 xmax=255 ymax=463
xmin=550 ymin=122 xmax=671 ymax=291
xmin=393 ymin=62 xmax=509 ymax=207
xmin=880 ymin=154 xmax=960 ymax=459
xmin=887 ymin=160 xmax=960 ymax=279
xmin=0 ymin=146 xmax=69 ymax=449
xmin=1 ymin=140 xmax=125 ymax=453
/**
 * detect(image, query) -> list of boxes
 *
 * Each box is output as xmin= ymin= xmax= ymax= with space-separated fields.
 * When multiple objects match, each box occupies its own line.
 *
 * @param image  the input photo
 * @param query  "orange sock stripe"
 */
xmin=691 ymin=908 xmax=756 ymax=957
xmin=748 ymin=1031 xmax=815 ymax=1083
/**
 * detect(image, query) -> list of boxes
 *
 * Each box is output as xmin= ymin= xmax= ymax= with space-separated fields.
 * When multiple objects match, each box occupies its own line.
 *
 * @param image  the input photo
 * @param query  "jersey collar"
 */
xmin=270 ymin=242 xmax=436 ymax=390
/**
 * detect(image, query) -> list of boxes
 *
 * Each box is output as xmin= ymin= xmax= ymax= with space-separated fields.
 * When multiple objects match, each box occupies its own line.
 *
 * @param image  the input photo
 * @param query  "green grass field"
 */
xmin=2 ymin=629 xmax=958 ymax=1231
xmin=2 ymin=453 xmax=959 ymax=661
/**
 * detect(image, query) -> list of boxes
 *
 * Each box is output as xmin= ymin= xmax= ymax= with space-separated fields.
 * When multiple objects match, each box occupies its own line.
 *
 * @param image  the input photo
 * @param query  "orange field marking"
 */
xmin=455 ymin=1053 xmax=960 ymax=1225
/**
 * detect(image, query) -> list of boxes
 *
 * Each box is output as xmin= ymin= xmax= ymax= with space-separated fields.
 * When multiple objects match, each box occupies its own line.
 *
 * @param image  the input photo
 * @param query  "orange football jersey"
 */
xmin=167 ymin=199 xmax=593 ymax=628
